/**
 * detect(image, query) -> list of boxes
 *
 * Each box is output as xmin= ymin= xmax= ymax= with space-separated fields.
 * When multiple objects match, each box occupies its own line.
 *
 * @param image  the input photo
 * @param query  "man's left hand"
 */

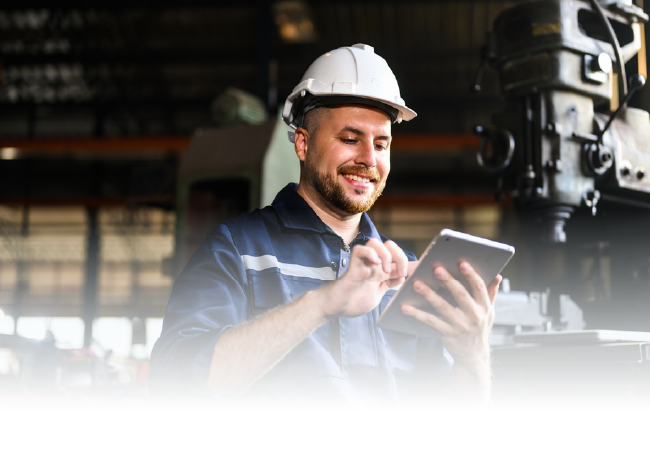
xmin=401 ymin=261 xmax=501 ymax=368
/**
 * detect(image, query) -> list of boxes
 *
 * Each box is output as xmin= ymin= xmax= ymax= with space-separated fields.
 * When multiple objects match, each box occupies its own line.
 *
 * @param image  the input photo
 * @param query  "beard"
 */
xmin=303 ymin=161 xmax=386 ymax=214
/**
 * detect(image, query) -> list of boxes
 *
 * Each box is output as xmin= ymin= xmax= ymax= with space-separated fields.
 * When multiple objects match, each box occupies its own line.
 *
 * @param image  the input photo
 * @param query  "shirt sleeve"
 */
xmin=149 ymin=223 xmax=248 ymax=397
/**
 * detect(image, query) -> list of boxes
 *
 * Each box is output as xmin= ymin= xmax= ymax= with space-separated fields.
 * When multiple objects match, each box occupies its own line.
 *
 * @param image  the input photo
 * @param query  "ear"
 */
xmin=294 ymin=127 xmax=309 ymax=163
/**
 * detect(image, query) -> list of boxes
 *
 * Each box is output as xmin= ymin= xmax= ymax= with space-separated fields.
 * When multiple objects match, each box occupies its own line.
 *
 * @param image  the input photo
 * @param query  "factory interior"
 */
xmin=2 ymin=1 xmax=650 ymax=437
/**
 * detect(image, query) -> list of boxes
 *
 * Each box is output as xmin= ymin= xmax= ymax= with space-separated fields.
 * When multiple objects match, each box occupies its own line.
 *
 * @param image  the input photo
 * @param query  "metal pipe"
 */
xmin=589 ymin=0 xmax=628 ymax=102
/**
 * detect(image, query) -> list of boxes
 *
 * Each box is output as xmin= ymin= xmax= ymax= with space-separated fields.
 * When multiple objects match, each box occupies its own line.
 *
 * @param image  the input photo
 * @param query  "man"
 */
xmin=150 ymin=44 xmax=500 ymax=406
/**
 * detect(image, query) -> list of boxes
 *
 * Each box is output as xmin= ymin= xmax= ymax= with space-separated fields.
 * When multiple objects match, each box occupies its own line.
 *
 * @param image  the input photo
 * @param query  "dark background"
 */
xmin=0 ymin=1 xmax=508 ymax=139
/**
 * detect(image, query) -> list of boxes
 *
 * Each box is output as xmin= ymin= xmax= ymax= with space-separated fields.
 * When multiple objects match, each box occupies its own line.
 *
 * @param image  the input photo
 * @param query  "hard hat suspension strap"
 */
xmin=293 ymin=94 xmax=399 ymax=128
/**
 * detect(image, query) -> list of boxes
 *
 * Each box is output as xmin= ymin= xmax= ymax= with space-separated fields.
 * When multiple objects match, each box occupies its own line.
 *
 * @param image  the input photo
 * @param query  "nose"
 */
xmin=354 ymin=140 xmax=376 ymax=167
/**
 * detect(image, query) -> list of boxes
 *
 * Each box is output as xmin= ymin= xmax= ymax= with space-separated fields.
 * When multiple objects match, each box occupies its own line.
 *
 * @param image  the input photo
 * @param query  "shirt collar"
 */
xmin=272 ymin=183 xmax=382 ymax=241
xmin=357 ymin=209 xmax=381 ymax=242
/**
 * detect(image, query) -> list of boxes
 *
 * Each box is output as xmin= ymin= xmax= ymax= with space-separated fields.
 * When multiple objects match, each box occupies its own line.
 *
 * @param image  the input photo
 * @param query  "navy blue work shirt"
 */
xmin=150 ymin=183 xmax=452 ymax=404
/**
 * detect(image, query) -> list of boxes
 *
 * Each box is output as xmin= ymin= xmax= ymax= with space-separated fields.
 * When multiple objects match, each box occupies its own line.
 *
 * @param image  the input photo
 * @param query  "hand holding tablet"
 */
xmin=377 ymin=229 xmax=515 ymax=338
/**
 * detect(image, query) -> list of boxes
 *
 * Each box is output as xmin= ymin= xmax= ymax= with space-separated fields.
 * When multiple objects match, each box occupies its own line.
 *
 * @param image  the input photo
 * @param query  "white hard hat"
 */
xmin=282 ymin=43 xmax=417 ymax=130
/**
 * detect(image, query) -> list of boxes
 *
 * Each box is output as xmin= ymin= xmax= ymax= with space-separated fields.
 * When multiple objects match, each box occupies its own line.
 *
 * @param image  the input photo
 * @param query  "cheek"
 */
xmin=305 ymin=147 xmax=325 ymax=168
xmin=378 ymin=156 xmax=390 ymax=177
xmin=327 ymin=148 xmax=352 ymax=171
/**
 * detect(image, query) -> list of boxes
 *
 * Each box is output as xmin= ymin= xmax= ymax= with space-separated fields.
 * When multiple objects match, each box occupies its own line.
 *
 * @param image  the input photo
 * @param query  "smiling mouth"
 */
xmin=342 ymin=173 xmax=375 ymax=184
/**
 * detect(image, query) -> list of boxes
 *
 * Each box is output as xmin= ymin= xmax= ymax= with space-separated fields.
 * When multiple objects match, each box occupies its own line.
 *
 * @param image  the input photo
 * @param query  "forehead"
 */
xmin=323 ymin=105 xmax=392 ymax=134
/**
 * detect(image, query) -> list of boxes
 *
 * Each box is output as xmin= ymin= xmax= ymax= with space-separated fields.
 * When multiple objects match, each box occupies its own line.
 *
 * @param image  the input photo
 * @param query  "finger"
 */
xmin=350 ymin=244 xmax=382 ymax=266
xmin=365 ymin=238 xmax=393 ymax=274
xmin=458 ymin=261 xmax=490 ymax=310
xmin=387 ymin=262 xmax=407 ymax=282
xmin=401 ymin=304 xmax=454 ymax=335
xmin=412 ymin=279 xmax=462 ymax=327
xmin=487 ymin=274 xmax=502 ymax=306
xmin=383 ymin=240 xmax=409 ymax=278
xmin=432 ymin=265 xmax=477 ymax=315
xmin=384 ymin=276 xmax=406 ymax=289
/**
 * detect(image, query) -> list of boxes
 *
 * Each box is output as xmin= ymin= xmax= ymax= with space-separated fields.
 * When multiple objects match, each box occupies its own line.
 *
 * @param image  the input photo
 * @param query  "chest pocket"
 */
xmin=248 ymin=271 xmax=322 ymax=314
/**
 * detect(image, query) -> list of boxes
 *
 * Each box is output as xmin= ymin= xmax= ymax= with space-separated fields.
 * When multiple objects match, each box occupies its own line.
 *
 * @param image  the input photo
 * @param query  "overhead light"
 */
xmin=0 ymin=147 xmax=18 ymax=160
xmin=273 ymin=1 xmax=317 ymax=44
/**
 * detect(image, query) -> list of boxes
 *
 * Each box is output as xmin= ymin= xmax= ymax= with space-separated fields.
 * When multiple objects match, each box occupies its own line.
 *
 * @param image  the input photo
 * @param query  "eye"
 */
xmin=375 ymin=143 xmax=388 ymax=151
xmin=341 ymin=138 xmax=357 ymax=145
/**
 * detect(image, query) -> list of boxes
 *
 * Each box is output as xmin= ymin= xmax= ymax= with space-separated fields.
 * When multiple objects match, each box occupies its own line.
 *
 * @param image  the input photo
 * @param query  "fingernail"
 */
xmin=413 ymin=281 xmax=423 ymax=292
xmin=435 ymin=267 xmax=446 ymax=279
xmin=460 ymin=262 xmax=469 ymax=273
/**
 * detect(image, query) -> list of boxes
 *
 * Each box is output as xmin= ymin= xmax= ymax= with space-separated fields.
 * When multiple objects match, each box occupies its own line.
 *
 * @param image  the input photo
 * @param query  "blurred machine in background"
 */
xmin=473 ymin=0 xmax=650 ymax=405
xmin=476 ymin=0 xmax=650 ymax=330
xmin=172 ymin=92 xmax=299 ymax=275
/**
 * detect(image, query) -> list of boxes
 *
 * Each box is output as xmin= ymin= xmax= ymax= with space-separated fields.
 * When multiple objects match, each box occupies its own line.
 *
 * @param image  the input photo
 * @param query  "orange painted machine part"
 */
xmin=0 ymin=134 xmax=480 ymax=156
xmin=0 ymin=137 xmax=190 ymax=156
xmin=0 ymin=134 xmax=498 ymax=208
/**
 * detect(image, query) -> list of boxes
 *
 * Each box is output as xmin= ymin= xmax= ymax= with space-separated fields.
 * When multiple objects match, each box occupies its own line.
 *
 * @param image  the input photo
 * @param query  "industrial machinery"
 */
xmin=172 ymin=116 xmax=299 ymax=275
xmin=474 ymin=0 xmax=650 ymax=405
xmin=475 ymin=0 xmax=649 ymax=242
xmin=475 ymin=0 xmax=650 ymax=328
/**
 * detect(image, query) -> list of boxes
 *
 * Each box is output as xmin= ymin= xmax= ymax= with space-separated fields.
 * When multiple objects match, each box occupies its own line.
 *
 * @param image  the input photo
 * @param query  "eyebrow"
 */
xmin=338 ymin=126 xmax=392 ymax=141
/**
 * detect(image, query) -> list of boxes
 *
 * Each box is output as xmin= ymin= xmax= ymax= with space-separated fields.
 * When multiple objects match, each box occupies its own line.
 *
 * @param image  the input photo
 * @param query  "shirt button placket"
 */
xmin=338 ymin=249 xmax=349 ymax=277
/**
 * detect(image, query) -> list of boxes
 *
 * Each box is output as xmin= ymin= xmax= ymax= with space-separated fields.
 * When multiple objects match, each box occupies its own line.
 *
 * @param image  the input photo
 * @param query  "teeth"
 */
xmin=344 ymin=174 xmax=371 ymax=183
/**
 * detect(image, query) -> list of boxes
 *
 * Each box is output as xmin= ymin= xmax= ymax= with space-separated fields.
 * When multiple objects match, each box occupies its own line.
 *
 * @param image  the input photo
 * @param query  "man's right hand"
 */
xmin=209 ymin=238 xmax=408 ymax=395
xmin=316 ymin=238 xmax=409 ymax=318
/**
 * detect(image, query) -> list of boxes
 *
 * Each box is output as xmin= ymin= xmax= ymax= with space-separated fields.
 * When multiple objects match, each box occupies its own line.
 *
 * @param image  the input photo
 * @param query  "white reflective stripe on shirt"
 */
xmin=241 ymin=254 xmax=336 ymax=281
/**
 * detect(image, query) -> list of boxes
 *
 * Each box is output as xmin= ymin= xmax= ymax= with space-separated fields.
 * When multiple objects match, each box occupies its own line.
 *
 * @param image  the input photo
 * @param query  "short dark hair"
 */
xmin=302 ymin=107 xmax=331 ymax=139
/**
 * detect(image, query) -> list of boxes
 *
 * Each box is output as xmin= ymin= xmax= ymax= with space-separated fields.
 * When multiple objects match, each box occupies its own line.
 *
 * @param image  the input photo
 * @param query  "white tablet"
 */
xmin=377 ymin=229 xmax=515 ymax=338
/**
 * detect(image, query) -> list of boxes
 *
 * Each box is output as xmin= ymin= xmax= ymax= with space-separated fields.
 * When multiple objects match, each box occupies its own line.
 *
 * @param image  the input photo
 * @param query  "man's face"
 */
xmin=300 ymin=105 xmax=392 ymax=215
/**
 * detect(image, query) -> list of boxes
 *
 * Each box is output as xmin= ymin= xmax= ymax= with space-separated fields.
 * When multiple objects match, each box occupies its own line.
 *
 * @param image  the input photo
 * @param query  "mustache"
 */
xmin=337 ymin=165 xmax=380 ymax=181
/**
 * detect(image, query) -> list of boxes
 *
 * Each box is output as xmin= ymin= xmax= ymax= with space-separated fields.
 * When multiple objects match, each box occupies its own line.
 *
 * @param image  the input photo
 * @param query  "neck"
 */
xmin=296 ymin=182 xmax=361 ymax=245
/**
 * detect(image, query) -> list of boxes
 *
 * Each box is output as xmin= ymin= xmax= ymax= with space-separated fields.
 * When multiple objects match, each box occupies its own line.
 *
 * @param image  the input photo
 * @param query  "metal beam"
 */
xmin=0 ymin=137 xmax=189 ymax=155
xmin=0 ymin=195 xmax=175 ymax=207
xmin=0 ymin=134 xmax=484 ymax=155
